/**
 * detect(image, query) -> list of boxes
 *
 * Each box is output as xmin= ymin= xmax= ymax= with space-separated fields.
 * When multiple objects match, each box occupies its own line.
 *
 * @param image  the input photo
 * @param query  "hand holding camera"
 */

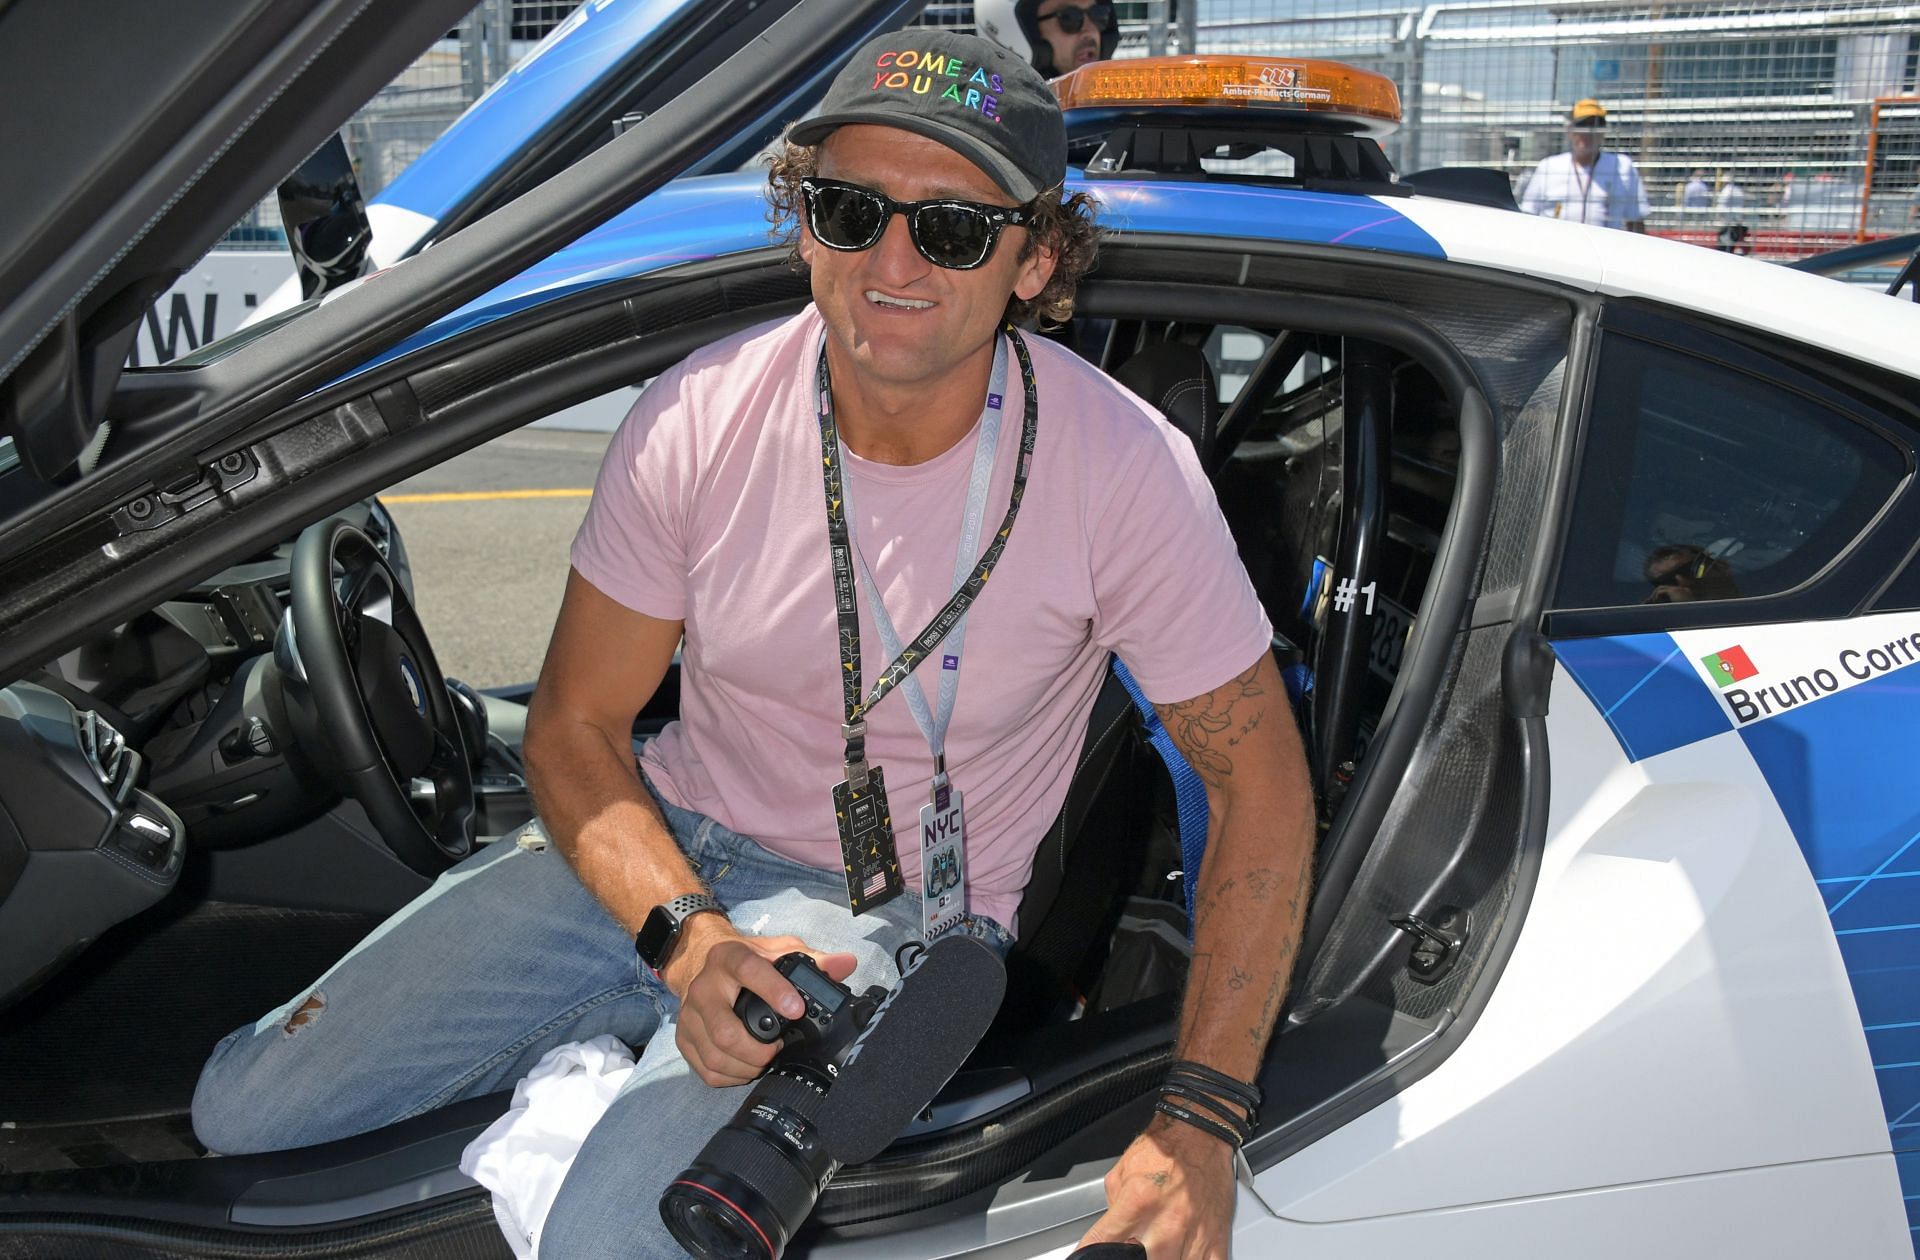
xmin=662 ymin=936 xmax=1008 ymax=1259
xmin=672 ymin=929 xmax=859 ymax=1087
xmin=734 ymin=951 xmax=885 ymax=1048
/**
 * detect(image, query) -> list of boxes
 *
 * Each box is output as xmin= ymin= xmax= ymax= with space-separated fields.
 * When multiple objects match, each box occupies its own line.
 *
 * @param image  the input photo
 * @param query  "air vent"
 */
xmin=367 ymin=500 xmax=395 ymax=556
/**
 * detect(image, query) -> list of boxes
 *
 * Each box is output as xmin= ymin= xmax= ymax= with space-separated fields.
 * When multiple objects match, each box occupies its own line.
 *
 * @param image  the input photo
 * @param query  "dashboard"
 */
xmin=0 ymin=500 xmax=409 ymax=1009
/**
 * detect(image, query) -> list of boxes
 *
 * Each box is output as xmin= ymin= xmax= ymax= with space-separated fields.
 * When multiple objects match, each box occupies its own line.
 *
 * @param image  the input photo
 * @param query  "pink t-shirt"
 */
xmin=571 ymin=306 xmax=1270 ymax=932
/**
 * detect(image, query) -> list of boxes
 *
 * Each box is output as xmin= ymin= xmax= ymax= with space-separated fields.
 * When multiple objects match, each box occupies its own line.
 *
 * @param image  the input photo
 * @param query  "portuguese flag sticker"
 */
xmin=1700 ymin=645 xmax=1757 ymax=688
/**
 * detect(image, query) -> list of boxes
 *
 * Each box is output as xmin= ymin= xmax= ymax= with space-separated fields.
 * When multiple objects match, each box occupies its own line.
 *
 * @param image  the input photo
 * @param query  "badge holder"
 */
xmin=835 ymin=719 xmax=903 ymax=915
xmin=919 ymin=758 xmax=967 ymax=941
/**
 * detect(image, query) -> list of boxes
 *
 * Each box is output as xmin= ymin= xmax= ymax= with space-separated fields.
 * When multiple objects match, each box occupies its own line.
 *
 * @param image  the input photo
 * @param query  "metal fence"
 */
xmin=1185 ymin=0 xmax=1920 ymax=257
xmin=226 ymin=1 xmax=1920 ymax=262
xmin=220 ymin=0 xmax=567 ymax=248
xmin=924 ymin=2 xmax=1920 ymax=257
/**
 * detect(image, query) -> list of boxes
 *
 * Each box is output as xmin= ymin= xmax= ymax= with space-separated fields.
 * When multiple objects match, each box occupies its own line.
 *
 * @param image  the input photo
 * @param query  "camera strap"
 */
xmin=815 ymin=326 xmax=1038 ymax=916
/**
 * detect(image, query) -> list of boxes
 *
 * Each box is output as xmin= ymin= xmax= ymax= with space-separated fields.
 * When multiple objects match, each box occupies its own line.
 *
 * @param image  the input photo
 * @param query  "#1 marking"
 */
xmin=1332 ymin=577 xmax=1376 ymax=615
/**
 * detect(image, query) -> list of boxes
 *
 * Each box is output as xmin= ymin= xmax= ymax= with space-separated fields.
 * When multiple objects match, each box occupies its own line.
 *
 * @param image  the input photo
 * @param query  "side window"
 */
xmin=1555 ymin=335 xmax=1906 ymax=611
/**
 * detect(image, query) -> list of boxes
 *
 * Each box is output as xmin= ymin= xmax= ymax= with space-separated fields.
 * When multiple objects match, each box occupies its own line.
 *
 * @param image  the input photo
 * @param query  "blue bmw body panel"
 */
xmin=1556 ymin=625 xmax=1920 ymax=1244
xmin=346 ymin=170 xmax=1445 ymax=379
xmin=1551 ymin=635 xmax=1733 ymax=764
xmin=375 ymin=0 xmax=706 ymax=224
xmin=351 ymin=171 xmax=779 ymax=375
xmin=1089 ymin=179 xmax=1443 ymax=259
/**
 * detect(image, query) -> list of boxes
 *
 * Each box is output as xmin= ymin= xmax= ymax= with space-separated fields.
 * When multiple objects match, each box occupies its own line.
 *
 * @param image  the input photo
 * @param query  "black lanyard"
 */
xmin=1573 ymin=154 xmax=1596 ymax=221
xmin=816 ymin=324 xmax=1040 ymax=788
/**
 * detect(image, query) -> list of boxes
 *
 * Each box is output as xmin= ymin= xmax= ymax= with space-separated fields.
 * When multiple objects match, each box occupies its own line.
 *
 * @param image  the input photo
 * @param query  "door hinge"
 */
xmin=113 ymin=449 xmax=258 ymax=536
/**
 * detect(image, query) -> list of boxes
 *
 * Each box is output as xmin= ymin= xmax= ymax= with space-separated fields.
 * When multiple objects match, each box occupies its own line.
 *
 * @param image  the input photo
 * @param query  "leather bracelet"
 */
xmin=1166 ymin=1060 xmax=1262 ymax=1111
xmin=1158 ymin=1081 xmax=1253 ymax=1141
xmin=1155 ymin=1097 xmax=1245 ymax=1149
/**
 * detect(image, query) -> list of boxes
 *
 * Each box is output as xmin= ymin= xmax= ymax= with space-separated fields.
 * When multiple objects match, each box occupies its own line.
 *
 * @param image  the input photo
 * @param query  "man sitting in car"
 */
xmin=192 ymin=31 xmax=1314 ymax=1260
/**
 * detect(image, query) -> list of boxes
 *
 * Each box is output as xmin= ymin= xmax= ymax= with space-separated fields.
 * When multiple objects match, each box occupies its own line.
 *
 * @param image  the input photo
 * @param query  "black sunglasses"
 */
xmin=799 ymin=178 xmax=1035 ymax=270
xmin=1039 ymin=2 xmax=1114 ymax=33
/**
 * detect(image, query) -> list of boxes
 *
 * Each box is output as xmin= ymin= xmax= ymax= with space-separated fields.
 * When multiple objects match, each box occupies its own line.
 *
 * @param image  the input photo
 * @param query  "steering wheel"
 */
xmin=285 ymin=518 xmax=474 ymax=873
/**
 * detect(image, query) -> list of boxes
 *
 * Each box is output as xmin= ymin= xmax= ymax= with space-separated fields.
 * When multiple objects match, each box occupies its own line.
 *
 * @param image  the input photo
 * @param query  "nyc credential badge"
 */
xmin=920 ymin=778 xmax=966 ymax=941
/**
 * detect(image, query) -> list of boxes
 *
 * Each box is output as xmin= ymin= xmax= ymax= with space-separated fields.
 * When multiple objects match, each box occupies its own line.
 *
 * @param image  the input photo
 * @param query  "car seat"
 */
xmin=1111 ymin=340 xmax=1219 ymax=469
xmin=993 ymin=342 xmax=1225 ymax=1030
xmin=994 ymin=668 xmax=1144 ymax=1031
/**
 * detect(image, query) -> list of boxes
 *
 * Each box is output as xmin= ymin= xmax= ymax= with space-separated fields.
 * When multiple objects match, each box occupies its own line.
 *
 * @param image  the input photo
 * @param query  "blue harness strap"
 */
xmin=1111 ymin=658 xmax=1209 ymax=938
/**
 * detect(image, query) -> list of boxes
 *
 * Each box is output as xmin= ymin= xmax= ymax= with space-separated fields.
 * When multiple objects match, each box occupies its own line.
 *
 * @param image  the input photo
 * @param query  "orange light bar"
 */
xmin=1053 ymin=55 xmax=1401 ymax=129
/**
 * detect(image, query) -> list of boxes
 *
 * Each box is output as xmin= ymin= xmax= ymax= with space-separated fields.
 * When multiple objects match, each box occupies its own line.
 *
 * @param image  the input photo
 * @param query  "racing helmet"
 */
xmin=975 ymin=0 xmax=1119 ymax=77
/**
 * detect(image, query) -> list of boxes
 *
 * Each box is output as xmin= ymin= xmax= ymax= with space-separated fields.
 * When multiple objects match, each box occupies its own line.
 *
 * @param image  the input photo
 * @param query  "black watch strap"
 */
xmin=636 ymin=892 xmax=726 ymax=974
xmin=666 ymin=892 xmax=724 ymax=925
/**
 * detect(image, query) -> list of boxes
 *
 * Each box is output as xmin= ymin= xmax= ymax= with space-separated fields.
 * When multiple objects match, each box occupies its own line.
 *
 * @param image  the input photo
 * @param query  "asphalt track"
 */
xmin=378 ymin=428 xmax=612 ymax=690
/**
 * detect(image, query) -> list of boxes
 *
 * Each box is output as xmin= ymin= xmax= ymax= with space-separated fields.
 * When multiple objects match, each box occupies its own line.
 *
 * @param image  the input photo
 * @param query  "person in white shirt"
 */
xmin=1518 ymin=99 xmax=1650 ymax=232
xmin=1715 ymin=171 xmax=1745 ymax=215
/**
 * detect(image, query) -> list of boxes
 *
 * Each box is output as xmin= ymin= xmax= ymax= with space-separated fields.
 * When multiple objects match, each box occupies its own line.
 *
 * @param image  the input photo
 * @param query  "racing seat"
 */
xmin=1112 ymin=340 xmax=1220 ymax=469
xmin=994 ymin=667 xmax=1144 ymax=1031
xmin=993 ymin=344 xmax=1225 ymax=1030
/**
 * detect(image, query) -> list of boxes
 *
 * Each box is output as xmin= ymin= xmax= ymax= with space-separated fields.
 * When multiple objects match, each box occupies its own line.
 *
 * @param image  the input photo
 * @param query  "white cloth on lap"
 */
xmin=459 ymin=1036 xmax=637 ymax=1259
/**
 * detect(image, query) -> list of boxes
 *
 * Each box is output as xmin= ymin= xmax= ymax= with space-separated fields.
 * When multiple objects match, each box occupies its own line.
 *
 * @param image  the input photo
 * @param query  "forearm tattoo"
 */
xmin=1158 ymin=660 xmax=1317 ymax=1055
xmin=1185 ymin=849 xmax=1315 ymax=1055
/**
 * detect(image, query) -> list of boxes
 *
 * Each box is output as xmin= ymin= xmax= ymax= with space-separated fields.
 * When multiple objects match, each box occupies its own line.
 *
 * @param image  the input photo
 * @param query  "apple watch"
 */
xmin=635 ymin=892 xmax=726 ymax=976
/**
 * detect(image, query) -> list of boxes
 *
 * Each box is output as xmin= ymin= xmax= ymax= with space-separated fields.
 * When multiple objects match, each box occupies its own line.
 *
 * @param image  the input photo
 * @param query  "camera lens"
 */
xmin=660 ymin=1169 xmax=779 ymax=1259
xmin=661 ymin=1065 xmax=838 ymax=1259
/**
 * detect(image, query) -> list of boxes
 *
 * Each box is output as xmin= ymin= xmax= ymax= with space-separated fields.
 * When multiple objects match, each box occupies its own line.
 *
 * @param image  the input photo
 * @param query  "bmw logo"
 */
xmin=399 ymin=657 xmax=425 ymax=713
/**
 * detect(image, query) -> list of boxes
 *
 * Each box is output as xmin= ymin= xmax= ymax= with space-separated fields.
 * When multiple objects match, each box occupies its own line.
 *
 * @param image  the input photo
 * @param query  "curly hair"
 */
xmin=764 ymin=139 xmax=1101 ymax=328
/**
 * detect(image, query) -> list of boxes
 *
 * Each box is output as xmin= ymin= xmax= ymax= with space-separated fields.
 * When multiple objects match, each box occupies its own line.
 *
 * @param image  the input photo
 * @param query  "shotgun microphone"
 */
xmin=815 ymin=932 xmax=1007 ymax=1164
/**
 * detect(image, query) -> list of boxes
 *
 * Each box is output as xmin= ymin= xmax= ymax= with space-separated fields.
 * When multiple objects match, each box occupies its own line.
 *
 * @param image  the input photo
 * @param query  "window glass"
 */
xmin=1201 ymin=325 xmax=1337 ymax=408
xmin=1555 ymin=336 xmax=1905 ymax=610
xmin=1207 ymin=327 xmax=1267 ymax=404
xmin=150 ymin=297 xmax=322 ymax=369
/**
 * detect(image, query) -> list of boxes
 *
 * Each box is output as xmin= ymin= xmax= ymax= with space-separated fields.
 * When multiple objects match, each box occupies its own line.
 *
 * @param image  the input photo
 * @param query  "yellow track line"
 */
xmin=380 ymin=488 xmax=594 ymax=504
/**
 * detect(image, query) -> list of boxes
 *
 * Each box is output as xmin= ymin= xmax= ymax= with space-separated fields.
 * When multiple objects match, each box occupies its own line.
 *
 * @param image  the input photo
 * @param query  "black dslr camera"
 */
xmin=659 ymin=953 xmax=886 ymax=1259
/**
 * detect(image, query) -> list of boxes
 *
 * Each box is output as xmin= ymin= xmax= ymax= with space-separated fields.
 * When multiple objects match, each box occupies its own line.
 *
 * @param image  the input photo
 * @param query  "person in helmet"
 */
xmin=977 ymin=0 xmax=1119 ymax=77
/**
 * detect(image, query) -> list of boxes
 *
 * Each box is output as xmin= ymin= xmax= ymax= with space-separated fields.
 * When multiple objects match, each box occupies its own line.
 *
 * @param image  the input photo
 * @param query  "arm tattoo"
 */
xmin=1250 ymin=970 xmax=1288 ymax=1052
xmin=1153 ymin=661 xmax=1266 ymax=790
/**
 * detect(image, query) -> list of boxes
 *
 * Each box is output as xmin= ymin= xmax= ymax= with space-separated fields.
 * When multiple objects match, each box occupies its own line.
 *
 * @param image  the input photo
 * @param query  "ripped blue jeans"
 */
xmin=191 ymin=793 xmax=1013 ymax=1258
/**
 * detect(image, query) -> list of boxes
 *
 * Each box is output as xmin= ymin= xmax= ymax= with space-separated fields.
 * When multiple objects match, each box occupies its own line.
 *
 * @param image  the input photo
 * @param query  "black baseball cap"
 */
xmin=788 ymin=30 xmax=1067 ymax=203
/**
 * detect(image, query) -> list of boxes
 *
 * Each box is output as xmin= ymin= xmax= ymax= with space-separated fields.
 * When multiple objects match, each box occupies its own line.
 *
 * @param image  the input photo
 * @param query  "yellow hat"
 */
xmin=1569 ymin=99 xmax=1607 ymax=128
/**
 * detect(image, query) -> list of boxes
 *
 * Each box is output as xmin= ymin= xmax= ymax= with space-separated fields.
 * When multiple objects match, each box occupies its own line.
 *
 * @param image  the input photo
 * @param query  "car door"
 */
xmin=0 ymin=0 xmax=480 ymax=482
xmin=236 ymin=0 xmax=867 ymax=329
xmin=0 ymin=0 xmax=928 ymax=683
xmin=1535 ymin=303 xmax=1920 ymax=1255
